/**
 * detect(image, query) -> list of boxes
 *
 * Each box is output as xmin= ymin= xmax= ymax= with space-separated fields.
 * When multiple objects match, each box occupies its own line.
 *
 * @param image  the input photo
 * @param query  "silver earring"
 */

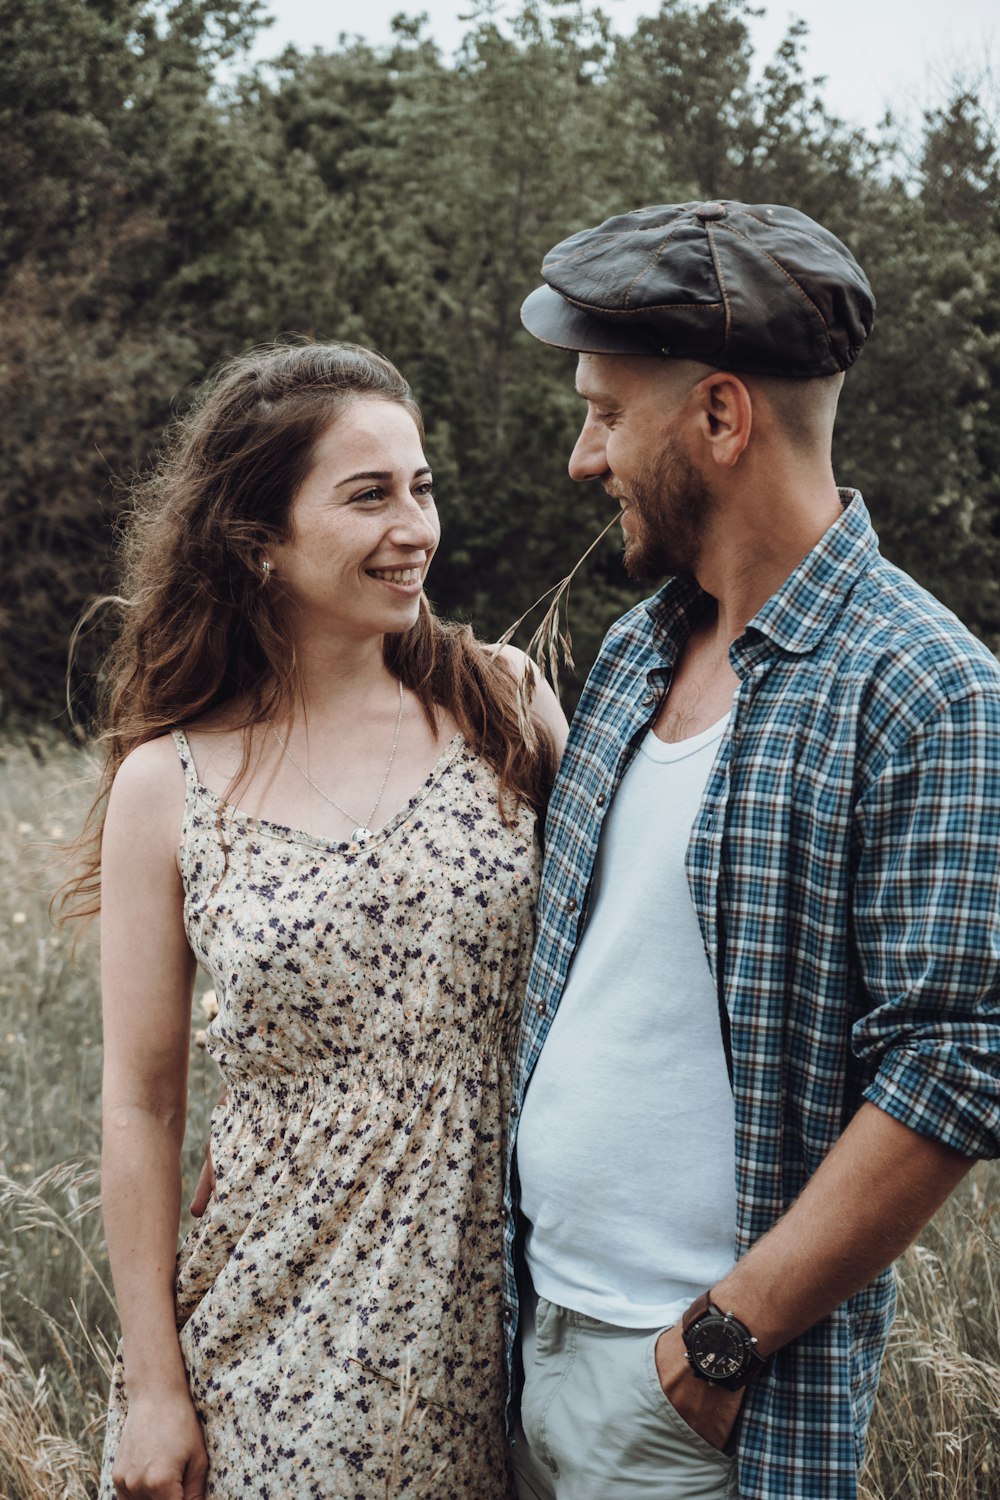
xmin=261 ymin=559 xmax=272 ymax=578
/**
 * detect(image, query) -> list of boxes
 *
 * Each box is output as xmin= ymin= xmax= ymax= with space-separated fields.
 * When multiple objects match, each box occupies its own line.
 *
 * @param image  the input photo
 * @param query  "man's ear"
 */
xmin=692 ymin=373 xmax=752 ymax=468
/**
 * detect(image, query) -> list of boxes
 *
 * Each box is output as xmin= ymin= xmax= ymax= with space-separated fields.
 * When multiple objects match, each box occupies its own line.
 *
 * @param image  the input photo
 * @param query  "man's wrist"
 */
xmin=681 ymin=1290 xmax=773 ymax=1390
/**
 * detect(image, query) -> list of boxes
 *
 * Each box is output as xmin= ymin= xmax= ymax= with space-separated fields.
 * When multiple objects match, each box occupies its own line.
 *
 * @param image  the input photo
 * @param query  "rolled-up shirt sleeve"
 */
xmin=851 ymin=689 xmax=1000 ymax=1159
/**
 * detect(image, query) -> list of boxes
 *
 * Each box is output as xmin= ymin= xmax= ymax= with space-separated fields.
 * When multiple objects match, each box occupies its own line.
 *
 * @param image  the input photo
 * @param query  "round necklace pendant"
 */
xmin=352 ymin=826 xmax=372 ymax=841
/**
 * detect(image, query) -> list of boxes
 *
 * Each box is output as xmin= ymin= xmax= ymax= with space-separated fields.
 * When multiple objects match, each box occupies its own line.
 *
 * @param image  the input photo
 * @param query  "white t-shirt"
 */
xmin=517 ymin=714 xmax=736 ymax=1327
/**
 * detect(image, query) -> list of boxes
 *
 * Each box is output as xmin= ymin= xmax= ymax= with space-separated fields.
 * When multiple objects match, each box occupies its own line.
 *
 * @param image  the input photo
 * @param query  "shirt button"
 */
xmin=534 ymin=1000 xmax=547 ymax=1017
xmin=596 ymin=793 xmax=606 ymax=807
xmin=641 ymin=692 xmax=655 ymax=707
xmin=565 ymin=897 xmax=578 ymax=913
xmin=503 ymin=1306 xmax=514 ymax=1322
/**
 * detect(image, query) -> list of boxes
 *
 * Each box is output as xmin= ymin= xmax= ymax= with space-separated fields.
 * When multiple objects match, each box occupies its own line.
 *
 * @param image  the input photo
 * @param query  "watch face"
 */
xmin=688 ymin=1318 xmax=748 ymax=1380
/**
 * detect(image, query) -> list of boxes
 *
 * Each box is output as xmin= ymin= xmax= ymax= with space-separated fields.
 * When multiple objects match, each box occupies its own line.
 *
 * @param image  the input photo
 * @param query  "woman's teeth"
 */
xmin=369 ymin=567 xmax=421 ymax=584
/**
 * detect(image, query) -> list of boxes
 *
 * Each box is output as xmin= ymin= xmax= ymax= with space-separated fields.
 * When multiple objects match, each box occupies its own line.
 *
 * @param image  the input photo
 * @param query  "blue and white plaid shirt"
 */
xmin=502 ymin=493 xmax=1000 ymax=1499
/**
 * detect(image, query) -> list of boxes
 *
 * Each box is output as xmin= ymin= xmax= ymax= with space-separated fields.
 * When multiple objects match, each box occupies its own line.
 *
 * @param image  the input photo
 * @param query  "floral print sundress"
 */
xmin=99 ymin=729 xmax=539 ymax=1499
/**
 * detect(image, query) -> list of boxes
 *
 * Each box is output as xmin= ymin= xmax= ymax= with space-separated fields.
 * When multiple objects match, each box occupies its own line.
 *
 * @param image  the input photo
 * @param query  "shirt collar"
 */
xmin=643 ymin=575 xmax=710 ymax=665
xmin=745 ymin=490 xmax=878 ymax=657
xmin=643 ymin=490 xmax=878 ymax=664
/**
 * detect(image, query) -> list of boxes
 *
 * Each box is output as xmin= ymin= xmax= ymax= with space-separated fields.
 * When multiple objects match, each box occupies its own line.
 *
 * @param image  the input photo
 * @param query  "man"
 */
xmin=502 ymin=200 xmax=1000 ymax=1500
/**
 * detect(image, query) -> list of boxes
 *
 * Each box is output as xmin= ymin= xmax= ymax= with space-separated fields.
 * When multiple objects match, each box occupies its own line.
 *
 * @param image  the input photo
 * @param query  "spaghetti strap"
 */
xmin=170 ymin=728 xmax=200 ymax=794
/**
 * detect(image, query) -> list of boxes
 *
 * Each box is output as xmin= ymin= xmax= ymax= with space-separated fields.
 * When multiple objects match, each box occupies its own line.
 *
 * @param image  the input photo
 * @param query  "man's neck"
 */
xmin=654 ymin=476 xmax=845 ymax=743
xmin=695 ymin=477 xmax=844 ymax=644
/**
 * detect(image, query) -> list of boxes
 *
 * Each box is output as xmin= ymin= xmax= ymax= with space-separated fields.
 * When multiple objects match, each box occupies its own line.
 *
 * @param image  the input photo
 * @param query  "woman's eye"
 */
xmin=352 ymin=487 xmax=383 ymax=504
xmin=414 ymin=482 xmax=436 ymax=501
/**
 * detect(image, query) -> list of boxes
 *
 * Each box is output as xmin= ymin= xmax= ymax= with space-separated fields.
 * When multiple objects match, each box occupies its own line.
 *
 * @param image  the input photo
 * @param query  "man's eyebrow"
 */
xmin=335 ymin=466 xmax=433 ymax=487
xmin=574 ymin=376 xmax=614 ymax=399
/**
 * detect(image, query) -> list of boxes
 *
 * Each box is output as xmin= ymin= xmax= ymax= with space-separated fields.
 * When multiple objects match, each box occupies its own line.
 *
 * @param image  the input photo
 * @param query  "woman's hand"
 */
xmin=112 ymin=1391 xmax=208 ymax=1499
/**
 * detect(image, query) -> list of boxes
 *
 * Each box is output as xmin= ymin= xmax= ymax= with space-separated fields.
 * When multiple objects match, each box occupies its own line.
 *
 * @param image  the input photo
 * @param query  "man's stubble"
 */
xmin=609 ymin=434 xmax=714 ymax=584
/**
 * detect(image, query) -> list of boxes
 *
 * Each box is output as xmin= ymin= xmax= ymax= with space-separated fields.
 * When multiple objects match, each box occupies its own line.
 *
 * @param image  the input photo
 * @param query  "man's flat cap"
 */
xmin=520 ymin=200 xmax=875 ymax=378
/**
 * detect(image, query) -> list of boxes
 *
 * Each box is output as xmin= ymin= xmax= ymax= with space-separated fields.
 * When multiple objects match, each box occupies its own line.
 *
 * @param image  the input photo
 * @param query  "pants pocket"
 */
xmin=642 ymin=1327 xmax=735 ymax=1470
xmin=519 ymin=1298 xmax=575 ymax=1479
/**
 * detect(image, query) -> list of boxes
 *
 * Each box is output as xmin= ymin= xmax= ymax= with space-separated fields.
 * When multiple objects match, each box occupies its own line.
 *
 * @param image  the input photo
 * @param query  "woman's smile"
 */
xmin=366 ymin=564 xmax=425 ymax=590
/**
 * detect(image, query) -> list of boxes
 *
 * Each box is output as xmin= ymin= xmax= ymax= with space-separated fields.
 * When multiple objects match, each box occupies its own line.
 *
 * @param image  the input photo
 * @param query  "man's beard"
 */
xmin=611 ymin=436 xmax=713 ymax=582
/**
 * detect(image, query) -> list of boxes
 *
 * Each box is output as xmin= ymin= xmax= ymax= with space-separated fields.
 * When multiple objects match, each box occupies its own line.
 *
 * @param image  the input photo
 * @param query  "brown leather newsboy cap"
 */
xmin=520 ymin=199 xmax=875 ymax=378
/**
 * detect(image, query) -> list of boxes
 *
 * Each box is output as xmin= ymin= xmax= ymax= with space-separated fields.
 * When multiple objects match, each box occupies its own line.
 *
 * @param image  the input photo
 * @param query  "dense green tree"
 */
xmin=0 ymin=0 xmax=321 ymax=721
xmin=835 ymin=89 xmax=1000 ymax=642
xmin=1 ymin=0 xmax=998 ymax=723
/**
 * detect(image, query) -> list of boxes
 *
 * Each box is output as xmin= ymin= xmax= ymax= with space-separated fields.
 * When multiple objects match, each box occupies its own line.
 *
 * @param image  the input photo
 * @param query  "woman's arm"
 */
xmin=100 ymin=737 xmax=208 ymax=1499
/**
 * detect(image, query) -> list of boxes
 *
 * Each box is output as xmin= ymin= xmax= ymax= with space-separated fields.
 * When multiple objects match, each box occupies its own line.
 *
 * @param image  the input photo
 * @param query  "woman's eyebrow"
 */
xmin=335 ymin=470 xmax=391 ymax=486
xmin=335 ymin=466 xmax=432 ymax=487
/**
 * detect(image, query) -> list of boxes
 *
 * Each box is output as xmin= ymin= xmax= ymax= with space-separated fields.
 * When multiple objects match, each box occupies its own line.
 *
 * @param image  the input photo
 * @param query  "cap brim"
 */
xmin=519 ymin=284 xmax=662 ymax=357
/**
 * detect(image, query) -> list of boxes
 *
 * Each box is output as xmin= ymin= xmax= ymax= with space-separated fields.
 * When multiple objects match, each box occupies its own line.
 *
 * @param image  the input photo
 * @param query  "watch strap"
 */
xmin=682 ymin=1291 xmax=713 ymax=1334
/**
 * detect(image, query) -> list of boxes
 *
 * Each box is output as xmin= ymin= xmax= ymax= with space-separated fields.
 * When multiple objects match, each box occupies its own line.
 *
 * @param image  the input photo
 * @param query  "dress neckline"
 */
xmin=174 ymin=729 xmax=467 ymax=854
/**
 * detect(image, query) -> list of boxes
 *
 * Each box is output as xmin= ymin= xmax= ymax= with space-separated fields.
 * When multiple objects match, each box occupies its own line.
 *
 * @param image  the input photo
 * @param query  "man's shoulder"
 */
xmin=847 ymin=556 xmax=1000 ymax=699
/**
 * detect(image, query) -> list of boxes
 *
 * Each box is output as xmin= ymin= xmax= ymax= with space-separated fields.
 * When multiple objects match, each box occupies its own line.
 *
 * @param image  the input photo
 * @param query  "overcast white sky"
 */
xmin=241 ymin=0 xmax=997 ymax=133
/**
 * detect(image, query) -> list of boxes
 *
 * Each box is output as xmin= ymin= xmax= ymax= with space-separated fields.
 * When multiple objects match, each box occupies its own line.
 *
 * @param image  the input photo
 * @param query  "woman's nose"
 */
xmin=393 ymin=496 xmax=439 ymax=550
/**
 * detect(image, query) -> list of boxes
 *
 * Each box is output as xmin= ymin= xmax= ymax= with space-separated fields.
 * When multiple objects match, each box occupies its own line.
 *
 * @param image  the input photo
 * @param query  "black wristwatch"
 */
xmin=681 ymin=1292 xmax=772 ymax=1391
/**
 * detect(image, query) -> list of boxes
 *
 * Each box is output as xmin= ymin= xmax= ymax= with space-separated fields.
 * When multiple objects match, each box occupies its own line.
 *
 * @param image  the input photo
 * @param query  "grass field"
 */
xmin=0 ymin=734 xmax=997 ymax=1498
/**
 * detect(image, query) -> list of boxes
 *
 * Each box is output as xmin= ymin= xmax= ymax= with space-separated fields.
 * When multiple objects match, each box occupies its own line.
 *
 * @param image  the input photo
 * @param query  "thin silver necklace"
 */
xmin=269 ymin=680 xmax=405 ymax=841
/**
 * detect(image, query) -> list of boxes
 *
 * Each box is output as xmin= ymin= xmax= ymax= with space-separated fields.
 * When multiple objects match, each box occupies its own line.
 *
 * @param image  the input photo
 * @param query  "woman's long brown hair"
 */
xmin=58 ymin=341 xmax=556 ymax=921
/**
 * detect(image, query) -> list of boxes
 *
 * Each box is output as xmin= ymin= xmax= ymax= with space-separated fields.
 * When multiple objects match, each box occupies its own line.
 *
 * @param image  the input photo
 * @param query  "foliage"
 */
xmin=1 ymin=0 xmax=999 ymax=725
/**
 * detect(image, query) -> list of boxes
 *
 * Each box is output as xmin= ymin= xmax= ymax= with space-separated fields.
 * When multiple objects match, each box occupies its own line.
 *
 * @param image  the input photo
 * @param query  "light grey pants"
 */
xmin=513 ymin=1295 xmax=738 ymax=1500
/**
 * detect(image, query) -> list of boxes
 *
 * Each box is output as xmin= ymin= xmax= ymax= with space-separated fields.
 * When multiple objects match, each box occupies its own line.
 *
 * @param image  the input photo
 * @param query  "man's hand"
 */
xmin=189 ymin=1088 xmax=226 ymax=1217
xmin=653 ymin=1323 xmax=744 ymax=1452
xmin=189 ymin=1140 xmax=215 ymax=1218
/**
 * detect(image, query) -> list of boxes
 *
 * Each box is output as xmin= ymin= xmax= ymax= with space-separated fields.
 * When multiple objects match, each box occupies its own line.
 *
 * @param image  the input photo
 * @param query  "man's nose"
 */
xmin=568 ymin=418 xmax=608 ymax=483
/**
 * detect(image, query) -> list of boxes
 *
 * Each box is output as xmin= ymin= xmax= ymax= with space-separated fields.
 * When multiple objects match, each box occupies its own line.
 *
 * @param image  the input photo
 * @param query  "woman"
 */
xmin=67 ymin=342 xmax=566 ymax=1498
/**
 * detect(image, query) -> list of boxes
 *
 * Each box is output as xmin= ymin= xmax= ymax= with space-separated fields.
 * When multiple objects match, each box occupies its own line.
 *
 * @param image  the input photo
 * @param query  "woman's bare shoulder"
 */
xmin=489 ymin=644 xmax=570 ymax=752
xmin=113 ymin=733 xmax=185 ymax=795
xmin=105 ymin=735 xmax=187 ymax=859
xmin=112 ymin=711 xmax=244 ymax=799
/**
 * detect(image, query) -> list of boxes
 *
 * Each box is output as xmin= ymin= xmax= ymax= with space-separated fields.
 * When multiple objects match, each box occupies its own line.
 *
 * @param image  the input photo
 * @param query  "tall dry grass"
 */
xmin=0 ymin=735 xmax=216 ymax=1497
xmin=1 ymin=734 xmax=998 ymax=1498
xmin=859 ymin=1171 xmax=999 ymax=1499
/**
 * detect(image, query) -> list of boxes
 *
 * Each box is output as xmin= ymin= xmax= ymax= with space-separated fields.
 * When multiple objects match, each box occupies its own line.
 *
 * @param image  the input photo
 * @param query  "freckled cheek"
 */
xmin=426 ymin=512 xmax=443 ymax=559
